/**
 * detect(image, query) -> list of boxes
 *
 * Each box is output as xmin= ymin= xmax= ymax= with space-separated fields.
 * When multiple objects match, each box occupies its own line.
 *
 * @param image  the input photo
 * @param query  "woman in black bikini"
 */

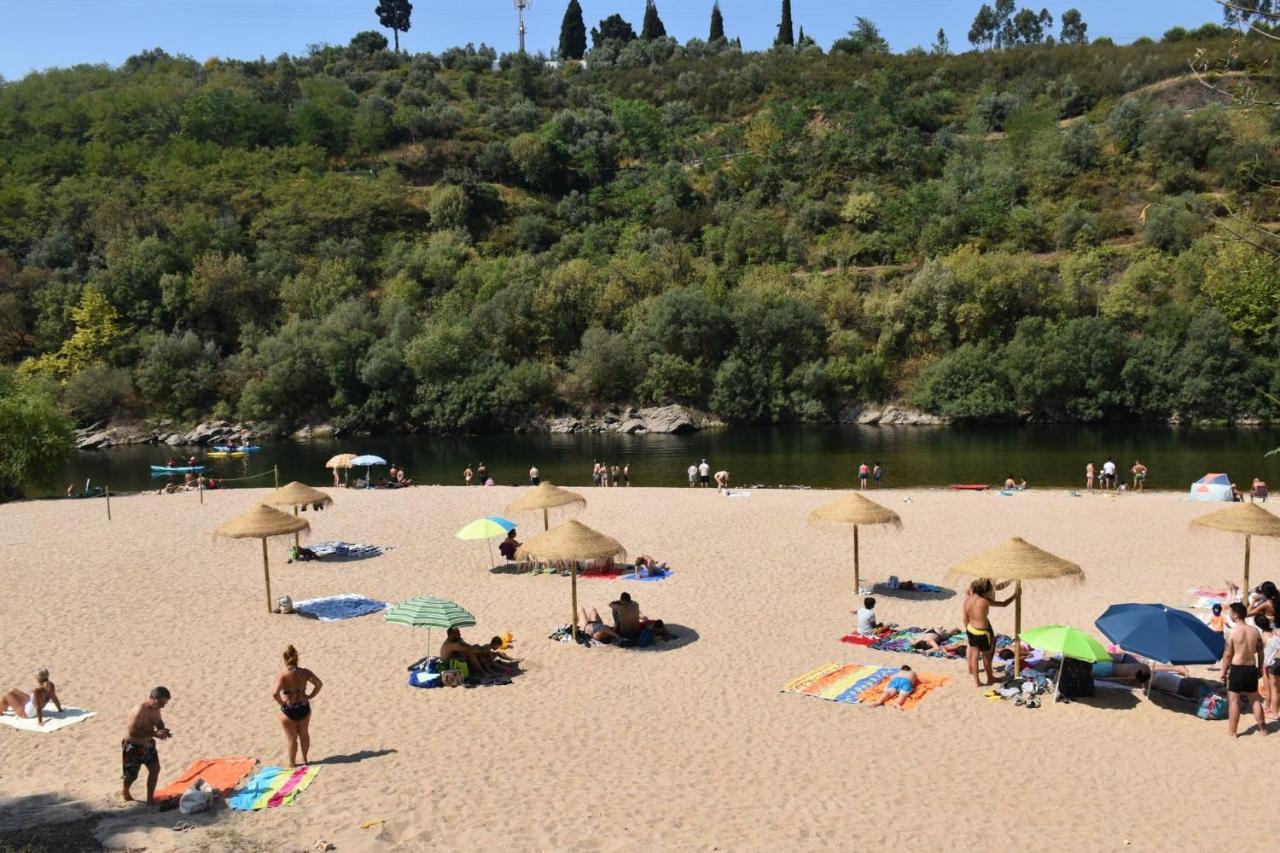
xmin=272 ymin=645 xmax=323 ymax=768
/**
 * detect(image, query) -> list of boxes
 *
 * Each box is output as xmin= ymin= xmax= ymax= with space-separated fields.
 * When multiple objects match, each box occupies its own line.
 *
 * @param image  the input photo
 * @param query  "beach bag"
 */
xmin=1057 ymin=657 xmax=1095 ymax=698
xmin=408 ymin=670 xmax=441 ymax=689
xmin=441 ymin=670 xmax=463 ymax=688
xmin=276 ymin=595 xmax=294 ymax=614
xmin=178 ymin=779 xmax=213 ymax=815
xmin=1197 ymin=688 xmax=1228 ymax=721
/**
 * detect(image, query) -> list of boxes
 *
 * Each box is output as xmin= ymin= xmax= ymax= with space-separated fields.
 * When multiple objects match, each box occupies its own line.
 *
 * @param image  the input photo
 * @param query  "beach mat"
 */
xmin=782 ymin=663 xmax=948 ymax=709
xmin=306 ymin=542 xmax=395 ymax=561
xmin=294 ymin=594 xmax=388 ymax=621
xmin=856 ymin=672 xmax=951 ymax=710
xmin=870 ymin=582 xmax=951 ymax=599
xmin=619 ymin=568 xmax=673 ymax=582
xmin=0 ymin=706 xmax=95 ymax=733
xmin=227 ymin=765 xmax=319 ymax=811
xmin=154 ymin=756 xmax=257 ymax=802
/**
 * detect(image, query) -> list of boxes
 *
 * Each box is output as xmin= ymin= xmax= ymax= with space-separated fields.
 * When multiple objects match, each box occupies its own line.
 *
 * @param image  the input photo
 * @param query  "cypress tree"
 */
xmin=709 ymin=2 xmax=725 ymax=41
xmin=558 ymin=0 xmax=587 ymax=60
xmin=641 ymin=1 xmax=667 ymax=41
xmin=774 ymin=0 xmax=794 ymax=46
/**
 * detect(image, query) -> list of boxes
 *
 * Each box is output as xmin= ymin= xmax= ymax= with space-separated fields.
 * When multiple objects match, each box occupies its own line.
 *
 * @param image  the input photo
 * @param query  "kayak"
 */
xmin=206 ymin=450 xmax=247 ymax=458
xmin=151 ymin=465 xmax=205 ymax=473
xmin=949 ymin=484 xmax=989 ymax=491
xmin=212 ymin=445 xmax=260 ymax=452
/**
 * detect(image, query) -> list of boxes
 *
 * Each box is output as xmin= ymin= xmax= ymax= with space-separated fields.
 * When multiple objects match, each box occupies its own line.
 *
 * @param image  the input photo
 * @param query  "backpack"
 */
xmin=1197 ymin=688 xmax=1228 ymax=721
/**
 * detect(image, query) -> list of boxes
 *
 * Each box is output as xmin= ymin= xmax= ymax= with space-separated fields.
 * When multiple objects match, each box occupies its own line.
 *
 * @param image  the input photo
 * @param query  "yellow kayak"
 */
xmin=206 ymin=450 xmax=248 ymax=458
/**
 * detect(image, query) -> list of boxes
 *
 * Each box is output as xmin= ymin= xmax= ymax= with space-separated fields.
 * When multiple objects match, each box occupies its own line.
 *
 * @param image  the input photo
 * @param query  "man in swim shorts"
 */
xmin=122 ymin=687 xmax=172 ymax=803
xmin=962 ymin=578 xmax=1015 ymax=687
xmin=871 ymin=665 xmax=919 ymax=709
xmin=1221 ymin=602 xmax=1269 ymax=738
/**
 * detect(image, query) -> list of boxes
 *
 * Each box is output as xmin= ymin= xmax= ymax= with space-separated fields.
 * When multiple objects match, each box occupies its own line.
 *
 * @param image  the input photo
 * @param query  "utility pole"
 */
xmin=515 ymin=0 xmax=531 ymax=53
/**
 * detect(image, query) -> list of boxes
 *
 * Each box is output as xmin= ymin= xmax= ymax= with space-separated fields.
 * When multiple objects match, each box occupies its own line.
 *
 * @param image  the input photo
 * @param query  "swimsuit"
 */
xmin=965 ymin=624 xmax=994 ymax=652
xmin=887 ymin=676 xmax=915 ymax=695
xmin=585 ymin=620 xmax=605 ymax=635
xmin=23 ymin=698 xmax=37 ymax=717
xmin=1092 ymin=661 xmax=1116 ymax=678
xmin=1228 ymin=663 xmax=1260 ymax=693
xmin=282 ymin=702 xmax=311 ymax=721
xmin=121 ymin=739 xmax=158 ymax=782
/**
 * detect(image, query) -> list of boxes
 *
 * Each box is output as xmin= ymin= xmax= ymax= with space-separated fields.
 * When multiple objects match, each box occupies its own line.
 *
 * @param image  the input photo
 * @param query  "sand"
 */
xmin=0 ymin=485 xmax=1275 ymax=851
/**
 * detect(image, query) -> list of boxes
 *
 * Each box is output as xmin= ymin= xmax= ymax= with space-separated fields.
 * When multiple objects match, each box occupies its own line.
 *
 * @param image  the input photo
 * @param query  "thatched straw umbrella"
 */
xmin=505 ymin=482 xmax=587 ymax=531
xmin=263 ymin=481 xmax=333 ymax=548
xmin=325 ymin=453 xmax=357 ymax=486
xmin=517 ymin=519 xmax=626 ymax=642
xmin=808 ymin=493 xmax=902 ymax=595
xmin=1191 ymin=503 xmax=1280 ymax=594
xmin=947 ymin=537 xmax=1084 ymax=677
xmin=215 ymin=504 xmax=310 ymax=613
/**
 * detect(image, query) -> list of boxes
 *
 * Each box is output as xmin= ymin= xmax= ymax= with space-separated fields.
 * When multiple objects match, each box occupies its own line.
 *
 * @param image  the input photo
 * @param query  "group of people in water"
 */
xmin=1084 ymin=459 xmax=1145 ymax=492
xmin=593 ymin=461 xmax=630 ymax=487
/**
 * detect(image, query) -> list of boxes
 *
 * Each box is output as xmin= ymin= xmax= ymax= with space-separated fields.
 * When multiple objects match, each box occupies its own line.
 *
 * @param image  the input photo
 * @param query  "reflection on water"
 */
xmin=39 ymin=424 xmax=1280 ymax=497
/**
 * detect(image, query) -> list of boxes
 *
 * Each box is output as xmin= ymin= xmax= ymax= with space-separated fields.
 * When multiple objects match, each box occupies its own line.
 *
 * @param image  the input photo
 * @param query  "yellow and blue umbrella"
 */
xmin=456 ymin=516 xmax=517 ymax=566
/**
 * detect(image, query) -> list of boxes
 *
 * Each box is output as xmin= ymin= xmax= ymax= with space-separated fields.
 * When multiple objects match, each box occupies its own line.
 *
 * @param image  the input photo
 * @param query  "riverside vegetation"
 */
xmin=1 ymin=11 xmax=1279 ymax=496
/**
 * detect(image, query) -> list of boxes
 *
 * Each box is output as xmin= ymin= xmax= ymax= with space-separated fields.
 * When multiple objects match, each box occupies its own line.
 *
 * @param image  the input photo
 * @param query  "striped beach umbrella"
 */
xmin=386 ymin=596 xmax=477 ymax=651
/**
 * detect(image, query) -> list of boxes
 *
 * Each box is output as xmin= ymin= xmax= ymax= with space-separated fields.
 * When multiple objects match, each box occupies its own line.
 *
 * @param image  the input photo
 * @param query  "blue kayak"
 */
xmin=212 ymin=445 xmax=260 ymax=452
xmin=150 ymin=465 xmax=205 ymax=474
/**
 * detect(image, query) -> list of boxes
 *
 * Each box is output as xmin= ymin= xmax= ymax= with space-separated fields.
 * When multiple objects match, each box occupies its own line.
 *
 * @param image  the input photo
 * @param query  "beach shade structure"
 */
xmin=1189 ymin=472 xmax=1233 ymax=502
xmin=349 ymin=454 xmax=387 ymax=489
xmin=517 ymin=519 xmax=626 ymax=642
xmin=215 ymin=504 xmax=310 ymax=613
xmin=455 ymin=516 xmax=518 ymax=567
xmin=1020 ymin=624 xmax=1112 ymax=700
xmin=1095 ymin=603 xmax=1225 ymax=668
xmin=947 ymin=537 xmax=1084 ymax=678
xmin=808 ymin=493 xmax=902 ymax=596
xmin=262 ymin=482 xmax=333 ymax=548
xmin=385 ymin=596 xmax=476 ymax=655
xmin=1190 ymin=502 xmax=1280 ymax=594
xmin=325 ymin=453 xmax=358 ymax=486
xmin=504 ymin=482 xmax=587 ymax=531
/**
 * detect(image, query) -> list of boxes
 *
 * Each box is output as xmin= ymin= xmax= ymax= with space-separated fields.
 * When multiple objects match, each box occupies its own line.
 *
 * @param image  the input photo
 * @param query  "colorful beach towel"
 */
xmin=294 ymin=594 xmax=388 ymax=621
xmin=620 ymin=568 xmax=673 ymax=582
xmin=842 ymin=627 xmax=1014 ymax=658
xmin=0 ymin=706 xmax=95 ymax=733
xmin=782 ymin=663 xmax=948 ymax=710
xmin=871 ymin=581 xmax=949 ymax=597
xmin=307 ymin=542 xmax=396 ymax=561
xmin=154 ymin=756 xmax=257 ymax=802
xmin=227 ymin=765 xmax=319 ymax=811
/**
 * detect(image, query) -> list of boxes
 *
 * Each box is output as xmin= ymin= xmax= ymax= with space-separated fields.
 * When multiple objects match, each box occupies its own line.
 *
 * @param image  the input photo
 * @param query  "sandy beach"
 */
xmin=1 ymin=485 xmax=1276 ymax=851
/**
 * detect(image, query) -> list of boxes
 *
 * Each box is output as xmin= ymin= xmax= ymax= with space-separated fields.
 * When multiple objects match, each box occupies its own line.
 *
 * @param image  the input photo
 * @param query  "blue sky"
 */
xmin=1 ymin=1 xmax=1220 ymax=80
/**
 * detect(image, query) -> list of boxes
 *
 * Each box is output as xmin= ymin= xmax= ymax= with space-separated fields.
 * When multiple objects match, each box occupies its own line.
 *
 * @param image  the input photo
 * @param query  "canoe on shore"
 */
xmin=150 ymin=465 xmax=205 ymax=473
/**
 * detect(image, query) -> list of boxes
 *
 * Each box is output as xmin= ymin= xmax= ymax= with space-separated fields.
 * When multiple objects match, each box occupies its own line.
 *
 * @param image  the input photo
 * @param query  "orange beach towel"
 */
xmin=154 ymin=756 xmax=257 ymax=802
xmin=857 ymin=673 xmax=950 ymax=711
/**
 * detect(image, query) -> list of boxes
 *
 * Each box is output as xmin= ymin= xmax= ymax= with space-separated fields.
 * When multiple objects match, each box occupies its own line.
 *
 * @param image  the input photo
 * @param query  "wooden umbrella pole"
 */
xmin=1014 ymin=581 xmax=1023 ymax=678
xmin=105 ymin=485 xmax=112 ymax=521
xmin=294 ymin=505 xmax=299 ymax=549
xmin=1244 ymin=534 xmax=1251 ymax=596
xmin=262 ymin=538 xmax=272 ymax=614
xmin=853 ymin=524 xmax=861 ymax=596
xmin=543 ymin=507 xmax=549 ymax=531
xmin=570 ymin=563 xmax=579 ymax=642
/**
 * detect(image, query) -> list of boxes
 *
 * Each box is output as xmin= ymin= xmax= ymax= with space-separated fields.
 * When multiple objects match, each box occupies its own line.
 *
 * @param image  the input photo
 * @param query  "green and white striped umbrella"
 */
xmin=385 ymin=596 xmax=476 ymax=629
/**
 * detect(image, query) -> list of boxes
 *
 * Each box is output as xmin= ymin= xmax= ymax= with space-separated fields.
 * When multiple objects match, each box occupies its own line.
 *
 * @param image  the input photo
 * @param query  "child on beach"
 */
xmin=854 ymin=597 xmax=881 ymax=634
xmin=871 ymin=665 xmax=918 ymax=709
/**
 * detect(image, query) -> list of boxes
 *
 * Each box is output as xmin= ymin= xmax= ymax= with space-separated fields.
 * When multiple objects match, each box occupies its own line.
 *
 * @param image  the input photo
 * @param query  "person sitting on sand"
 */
xmin=122 ymin=687 xmax=172 ymax=804
xmin=1 ymin=669 xmax=62 ymax=726
xmin=1247 ymin=581 xmax=1279 ymax=622
xmin=610 ymin=592 xmax=642 ymax=638
xmin=963 ymin=578 xmax=1016 ymax=688
xmin=871 ymin=665 xmax=918 ymax=710
xmin=441 ymin=627 xmax=497 ymax=678
xmin=498 ymin=529 xmax=521 ymax=562
xmin=854 ymin=597 xmax=882 ymax=634
xmin=633 ymin=555 xmax=668 ymax=577
xmin=487 ymin=637 xmax=521 ymax=665
xmin=1252 ymin=477 xmax=1268 ymax=503
xmin=578 ymin=608 xmax=624 ymax=643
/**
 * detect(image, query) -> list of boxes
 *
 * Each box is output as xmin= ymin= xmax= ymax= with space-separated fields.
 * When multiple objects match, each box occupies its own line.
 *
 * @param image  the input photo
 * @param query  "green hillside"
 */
xmin=2 ymin=26 xmax=1279 ymax=433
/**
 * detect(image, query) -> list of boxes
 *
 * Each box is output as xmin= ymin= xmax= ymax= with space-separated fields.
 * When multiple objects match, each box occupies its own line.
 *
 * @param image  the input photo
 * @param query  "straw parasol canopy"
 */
xmin=325 ymin=453 xmax=358 ymax=469
xmin=215 ymin=504 xmax=310 ymax=613
xmin=263 ymin=481 xmax=333 ymax=547
xmin=947 ymin=537 xmax=1084 ymax=677
xmin=505 ymin=482 xmax=587 ymax=530
xmin=517 ymin=519 xmax=626 ymax=641
xmin=808 ymin=493 xmax=902 ymax=595
xmin=1191 ymin=503 xmax=1280 ymax=593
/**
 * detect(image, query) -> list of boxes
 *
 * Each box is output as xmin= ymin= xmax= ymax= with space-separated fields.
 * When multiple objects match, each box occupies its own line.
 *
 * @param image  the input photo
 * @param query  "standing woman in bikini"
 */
xmin=272 ymin=645 xmax=322 ymax=767
xmin=1 ymin=669 xmax=62 ymax=726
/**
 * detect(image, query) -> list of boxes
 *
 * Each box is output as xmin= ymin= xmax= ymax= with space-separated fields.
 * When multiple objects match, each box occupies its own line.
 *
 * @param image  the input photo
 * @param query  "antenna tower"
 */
xmin=515 ymin=0 xmax=531 ymax=54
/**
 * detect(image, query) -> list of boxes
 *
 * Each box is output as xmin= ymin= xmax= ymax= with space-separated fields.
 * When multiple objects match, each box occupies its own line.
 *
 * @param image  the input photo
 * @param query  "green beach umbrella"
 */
xmin=455 ymin=516 xmax=517 ymax=568
xmin=1021 ymin=624 xmax=1111 ymax=701
xmin=386 ymin=596 xmax=477 ymax=653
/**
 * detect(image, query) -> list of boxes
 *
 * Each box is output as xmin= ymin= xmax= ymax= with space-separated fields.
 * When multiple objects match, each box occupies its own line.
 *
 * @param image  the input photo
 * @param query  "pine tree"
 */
xmin=708 ymin=2 xmax=725 ymax=41
xmin=641 ymin=0 xmax=667 ymax=40
xmin=932 ymin=28 xmax=950 ymax=55
xmin=774 ymin=0 xmax=794 ymax=46
xmin=373 ymin=0 xmax=412 ymax=53
xmin=559 ymin=0 xmax=587 ymax=59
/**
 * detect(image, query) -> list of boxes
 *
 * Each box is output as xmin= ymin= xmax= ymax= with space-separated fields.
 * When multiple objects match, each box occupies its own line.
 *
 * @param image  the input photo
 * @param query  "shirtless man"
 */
xmin=714 ymin=470 xmax=730 ymax=492
xmin=962 ymin=578 xmax=1015 ymax=687
xmin=441 ymin=627 xmax=496 ymax=678
xmin=1220 ymin=603 xmax=1269 ymax=738
xmin=122 ymin=687 xmax=172 ymax=803
xmin=610 ymin=592 xmax=642 ymax=639
xmin=1 ymin=669 xmax=62 ymax=726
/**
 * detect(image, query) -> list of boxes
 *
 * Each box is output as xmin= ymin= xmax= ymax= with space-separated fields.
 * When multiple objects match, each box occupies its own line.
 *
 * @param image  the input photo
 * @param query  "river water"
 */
xmin=39 ymin=425 xmax=1280 ymax=497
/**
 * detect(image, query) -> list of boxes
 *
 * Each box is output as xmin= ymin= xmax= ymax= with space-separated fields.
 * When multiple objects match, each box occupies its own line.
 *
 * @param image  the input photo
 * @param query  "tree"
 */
xmin=374 ymin=0 xmax=412 ymax=53
xmin=709 ymin=1 xmax=725 ymax=41
xmin=0 ymin=368 xmax=72 ymax=501
xmin=831 ymin=17 xmax=890 ymax=55
xmin=591 ymin=13 xmax=637 ymax=49
xmin=994 ymin=0 xmax=1017 ymax=48
xmin=559 ymin=0 xmax=588 ymax=60
xmin=23 ymin=287 xmax=124 ymax=382
xmin=932 ymin=28 xmax=950 ymax=55
xmin=1059 ymin=8 xmax=1087 ymax=44
xmin=968 ymin=4 xmax=998 ymax=48
xmin=774 ymin=0 xmax=794 ymax=47
xmin=641 ymin=1 xmax=667 ymax=41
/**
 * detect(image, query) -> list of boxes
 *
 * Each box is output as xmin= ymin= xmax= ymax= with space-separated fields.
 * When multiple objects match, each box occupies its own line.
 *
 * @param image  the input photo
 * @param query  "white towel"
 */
xmin=0 ymin=706 xmax=96 ymax=732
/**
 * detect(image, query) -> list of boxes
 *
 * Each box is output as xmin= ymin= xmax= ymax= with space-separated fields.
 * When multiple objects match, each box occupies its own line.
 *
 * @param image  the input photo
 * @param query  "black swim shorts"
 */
xmin=965 ymin=628 xmax=993 ymax=652
xmin=121 ymin=739 xmax=158 ymax=782
xmin=1228 ymin=664 xmax=1260 ymax=694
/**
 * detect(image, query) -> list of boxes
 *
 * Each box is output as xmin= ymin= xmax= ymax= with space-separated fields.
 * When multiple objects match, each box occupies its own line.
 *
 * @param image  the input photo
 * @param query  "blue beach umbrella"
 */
xmin=1095 ymin=603 xmax=1225 ymax=665
xmin=350 ymin=454 xmax=387 ymax=489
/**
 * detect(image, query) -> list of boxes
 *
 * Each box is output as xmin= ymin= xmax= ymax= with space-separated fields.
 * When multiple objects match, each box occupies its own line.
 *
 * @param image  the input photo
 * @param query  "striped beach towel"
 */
xmin=307 ymin=542 xmax=395 ymax=560
xmin=782 ymin=663 xmax=947 ymax=709
xmin=227 ymin=765 xmax=319 ymax=811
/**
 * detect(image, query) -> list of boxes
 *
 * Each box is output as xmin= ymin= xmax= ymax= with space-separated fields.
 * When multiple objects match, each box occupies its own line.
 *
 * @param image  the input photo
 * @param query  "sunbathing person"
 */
xmin=578 ymin=608 xmax=624 ymax=643
xmin=633 ymin=555 xmax=668 ymax=576
xmin=1 ymin=669 xmax=62 ymax=726
xmin=871 ymin=665 xmax=919 ymax=710
xmin=289 ymin=544 xmax=318 ymax=563
xmin=440 ymin=627 xmax=497 ymax=678
xmin=912 ymin=627 xmax=962 ymax=652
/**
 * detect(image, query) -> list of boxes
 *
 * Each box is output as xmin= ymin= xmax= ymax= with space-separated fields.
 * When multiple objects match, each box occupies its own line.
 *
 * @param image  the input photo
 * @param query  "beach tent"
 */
xmin=1189 ymin=473 xmax=1233 ymax=502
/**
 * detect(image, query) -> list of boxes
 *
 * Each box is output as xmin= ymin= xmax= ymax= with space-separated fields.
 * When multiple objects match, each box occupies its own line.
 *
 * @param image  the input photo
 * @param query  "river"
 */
xmin=38 ymin=425 xmax=1280 ymax=497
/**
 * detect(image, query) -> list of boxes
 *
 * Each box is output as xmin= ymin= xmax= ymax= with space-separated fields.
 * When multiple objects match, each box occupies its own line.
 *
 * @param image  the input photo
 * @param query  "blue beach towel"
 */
xmin=833 ymin=666 xmax=898 ymax=703
xmin=619 ymin=568 xmax=674 ymax=582
xmin=294 ymin=594 xmax=388 ymax=621
xmin=307 ymin=542 xmax=396 ymax=560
